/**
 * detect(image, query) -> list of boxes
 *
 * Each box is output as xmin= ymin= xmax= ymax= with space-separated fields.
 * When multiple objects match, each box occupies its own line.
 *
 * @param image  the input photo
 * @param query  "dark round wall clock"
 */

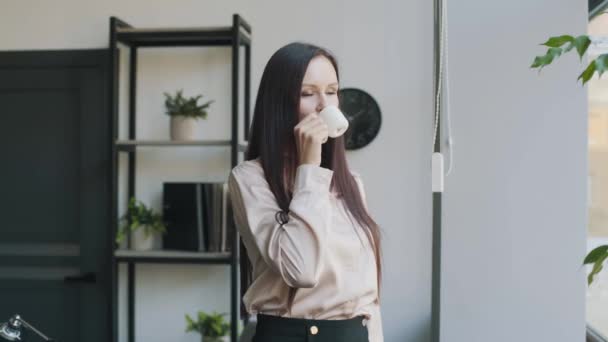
xmin=338 ymin=88 xmax=382 ymax=150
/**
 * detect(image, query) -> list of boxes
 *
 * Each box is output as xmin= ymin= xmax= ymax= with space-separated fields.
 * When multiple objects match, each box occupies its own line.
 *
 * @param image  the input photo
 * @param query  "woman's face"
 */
xmin=298 ymin=55 xmax=339 ymax=122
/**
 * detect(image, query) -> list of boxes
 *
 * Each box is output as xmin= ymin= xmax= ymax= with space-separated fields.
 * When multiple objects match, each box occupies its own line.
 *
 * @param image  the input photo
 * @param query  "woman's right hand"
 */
xmin=294 ymin=112 xmax=329 ymax=166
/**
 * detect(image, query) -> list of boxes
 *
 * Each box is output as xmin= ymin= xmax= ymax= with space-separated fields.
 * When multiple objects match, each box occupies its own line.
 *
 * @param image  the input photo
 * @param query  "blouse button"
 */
xmin=310 ymin=325 xmax=319 ymax=335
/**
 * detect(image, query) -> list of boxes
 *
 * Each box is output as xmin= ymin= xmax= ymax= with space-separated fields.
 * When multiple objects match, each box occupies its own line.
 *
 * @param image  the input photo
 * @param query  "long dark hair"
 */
xmin=240 ymin=41 xmax=382 ymax=318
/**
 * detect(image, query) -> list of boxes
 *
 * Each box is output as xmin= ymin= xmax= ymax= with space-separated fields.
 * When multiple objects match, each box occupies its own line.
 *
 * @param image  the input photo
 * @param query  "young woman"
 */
xmin=228 ymin=42 xmax=384 ymax=342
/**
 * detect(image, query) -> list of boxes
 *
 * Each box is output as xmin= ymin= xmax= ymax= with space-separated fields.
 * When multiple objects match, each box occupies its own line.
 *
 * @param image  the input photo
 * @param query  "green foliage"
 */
xmin=163 ymin=89 xmax=214 ymax=120
xmin=185 ymin=310 xmax=230 ymax=337
xmin=115 ymin=197 xmax=167 ymax=245
xmin=583 ymin=245 xmax=608 ymax=286
xmin=529 ymin=34 xmax=608 ymax=85
xmin=532 ymin=29 xmax=608 ymax=287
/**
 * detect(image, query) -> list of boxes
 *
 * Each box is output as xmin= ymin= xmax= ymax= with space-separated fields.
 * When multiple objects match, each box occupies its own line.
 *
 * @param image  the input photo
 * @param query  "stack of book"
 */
xmin=162 ymin=182 xmax=234 ymax=252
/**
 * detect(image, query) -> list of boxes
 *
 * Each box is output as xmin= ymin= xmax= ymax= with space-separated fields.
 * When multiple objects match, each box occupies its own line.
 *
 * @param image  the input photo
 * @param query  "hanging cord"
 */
xmin=432 ymin=0 xmax=455 ymax=176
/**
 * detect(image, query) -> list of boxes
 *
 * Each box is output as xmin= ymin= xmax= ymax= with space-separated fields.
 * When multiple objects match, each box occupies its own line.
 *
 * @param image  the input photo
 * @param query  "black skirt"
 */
xmin=252 ymin=313 xmax=369 ymax=342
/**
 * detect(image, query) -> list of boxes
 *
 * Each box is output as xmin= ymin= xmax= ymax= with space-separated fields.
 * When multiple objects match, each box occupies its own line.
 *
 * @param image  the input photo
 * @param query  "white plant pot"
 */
xmin=131 ymin=228 xmax=155 ymax=251
xmin=170 ymin=115 xmax=198 ymax=141
xmin=202 ymin=336 xmax=229 ymax=342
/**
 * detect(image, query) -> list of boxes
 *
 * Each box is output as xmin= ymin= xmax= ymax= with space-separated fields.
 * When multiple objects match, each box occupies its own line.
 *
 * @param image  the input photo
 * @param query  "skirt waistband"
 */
xmin=255 ymin=313 xmax=367 ymax=337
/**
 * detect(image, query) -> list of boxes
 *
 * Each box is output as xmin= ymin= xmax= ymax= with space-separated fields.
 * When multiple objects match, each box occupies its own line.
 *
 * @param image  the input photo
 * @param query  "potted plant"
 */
xmin=164 ymin=89 xmax=214 ymax=141
xmin=185 ymin=310 xmax=230 ymax=342
xmin=530 ymin=24 xmax=608 ymax=286
xmin=115 ymin=197 xmax=167 ymax=251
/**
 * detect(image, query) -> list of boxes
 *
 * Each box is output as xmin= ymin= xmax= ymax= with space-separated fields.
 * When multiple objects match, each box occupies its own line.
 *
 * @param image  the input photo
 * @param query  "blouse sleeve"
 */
xmin=228 ymin=162 xmax=334 ymax=288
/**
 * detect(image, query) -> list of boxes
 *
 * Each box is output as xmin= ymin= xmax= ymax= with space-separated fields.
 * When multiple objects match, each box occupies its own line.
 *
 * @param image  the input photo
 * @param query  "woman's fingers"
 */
xmin=294 ymin=113 xmax=328 ymax=166
xmin=310 ymin=122 xmax=329 ymax=144
xmin=295 ymin=114 xmax=328 ymax=143
xmin=296 ymin=113 xmax=321 ymax=130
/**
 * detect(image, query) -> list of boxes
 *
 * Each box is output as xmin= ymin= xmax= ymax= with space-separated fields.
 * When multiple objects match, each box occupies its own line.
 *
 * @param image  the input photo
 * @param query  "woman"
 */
xmin=228 ymin=42 xmax=384 ymax=342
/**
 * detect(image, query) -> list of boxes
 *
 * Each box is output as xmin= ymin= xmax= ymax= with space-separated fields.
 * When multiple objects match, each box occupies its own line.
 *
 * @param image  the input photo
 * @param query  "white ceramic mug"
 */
xmin=318 ymin=105 xmax=349 ymax=138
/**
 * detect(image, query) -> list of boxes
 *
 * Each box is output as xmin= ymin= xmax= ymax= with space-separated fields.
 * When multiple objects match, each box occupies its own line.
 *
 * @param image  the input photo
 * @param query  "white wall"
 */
xmin=0 ymin=1 xmax=433 ymax=341
xmin=0 ymin=0 xmax=588 ymax=341
xmin=440 ymin=0 xmax=588 ymax=341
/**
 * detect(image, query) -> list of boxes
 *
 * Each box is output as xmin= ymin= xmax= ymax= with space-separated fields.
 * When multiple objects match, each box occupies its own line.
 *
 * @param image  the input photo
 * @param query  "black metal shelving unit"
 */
xmin=108 ymin=14 xmax=251 ymax=342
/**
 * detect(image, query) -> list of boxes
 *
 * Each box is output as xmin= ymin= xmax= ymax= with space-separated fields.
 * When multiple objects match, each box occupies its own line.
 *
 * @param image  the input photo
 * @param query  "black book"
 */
xmin=207 ymin=182 xmax=227 ymax=252
xmin=224 ymin=182 xmax=235 ymax=252
xmin=163 ymin=183 xmax=205 ymax=251
xmin=202 ymin=183 xmax=214 ymax=252
xmin=197 ymin=183 xmax=208 ymax=252
xmin=221 ymin=182 xmax=229 ymax=252
xmin=163 ymin=182 xmax=229 ymax=252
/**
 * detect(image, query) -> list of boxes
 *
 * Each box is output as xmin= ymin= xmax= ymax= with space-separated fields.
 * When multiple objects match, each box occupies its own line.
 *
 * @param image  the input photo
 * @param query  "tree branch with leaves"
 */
xmin=531 ymin=33 xmax=608 ymax=285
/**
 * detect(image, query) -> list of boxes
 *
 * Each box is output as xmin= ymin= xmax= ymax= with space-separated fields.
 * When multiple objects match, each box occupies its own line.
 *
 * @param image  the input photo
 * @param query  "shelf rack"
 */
xmin=108 ymin=14 xmax=251 ymax=342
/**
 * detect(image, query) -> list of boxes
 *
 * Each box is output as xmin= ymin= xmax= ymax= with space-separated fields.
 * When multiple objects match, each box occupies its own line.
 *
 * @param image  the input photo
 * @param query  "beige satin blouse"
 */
xmin=228 ymin=157 xmax=384 ymax=342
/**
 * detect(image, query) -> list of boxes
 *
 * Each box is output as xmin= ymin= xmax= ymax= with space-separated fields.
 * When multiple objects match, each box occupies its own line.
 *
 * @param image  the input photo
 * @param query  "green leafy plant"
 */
xmin=531 ymin=23 xmax=608 ymax=286
xmin=115 ymin=197 xmax=167 ymax=245
xmin=163 ymin=89 xmax=214 ymax=120
xmin=530 ymin=34 xmax=593 ymax=84
xmin=585 ymin=245 xmax=608 ymax=286
xmin=185 ymin=310 xmax=230 ymax=338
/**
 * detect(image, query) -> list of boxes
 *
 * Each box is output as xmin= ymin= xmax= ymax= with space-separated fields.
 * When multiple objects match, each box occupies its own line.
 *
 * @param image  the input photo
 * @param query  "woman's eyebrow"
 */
xmin=302 ymin=82 xmax=339 ymax=87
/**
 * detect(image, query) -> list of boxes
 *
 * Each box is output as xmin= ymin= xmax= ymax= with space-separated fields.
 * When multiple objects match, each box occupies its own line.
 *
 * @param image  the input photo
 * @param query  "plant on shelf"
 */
xmin=115 ymin=197 xmax=167 ymax=251
xmin=185 ymin=310 xmax=231 ymax=342
xmin=530 ymin=20 xmax=608 ymax=286
xmin=164 ymin=89 xmax=215 ymax=141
